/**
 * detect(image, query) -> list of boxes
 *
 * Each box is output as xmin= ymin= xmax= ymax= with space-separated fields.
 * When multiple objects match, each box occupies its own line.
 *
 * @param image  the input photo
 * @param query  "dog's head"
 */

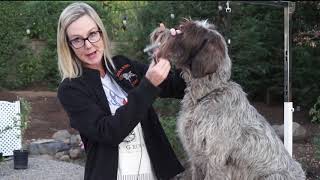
xmin=158 ymin=20 xmax=231 ymax=80
xmin=146 ymin=23 xmax=171 ymax=62
xmin=149 ymin=23 xmax=171 ymax=46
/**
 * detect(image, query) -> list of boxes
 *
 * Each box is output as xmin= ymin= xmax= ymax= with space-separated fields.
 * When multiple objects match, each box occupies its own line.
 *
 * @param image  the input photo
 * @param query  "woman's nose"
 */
xmin=84 ymin=39 xmax=93 ymax=49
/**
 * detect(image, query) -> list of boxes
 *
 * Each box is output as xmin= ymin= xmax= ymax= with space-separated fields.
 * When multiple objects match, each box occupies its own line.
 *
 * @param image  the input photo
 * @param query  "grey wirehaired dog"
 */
xmin=156 ymin=20 xmax=306 ymax=180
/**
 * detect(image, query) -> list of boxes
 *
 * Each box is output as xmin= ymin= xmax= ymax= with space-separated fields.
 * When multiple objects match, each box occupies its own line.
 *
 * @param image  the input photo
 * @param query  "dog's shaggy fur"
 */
xmin=156 ymin=20 xmax=306 ymax=180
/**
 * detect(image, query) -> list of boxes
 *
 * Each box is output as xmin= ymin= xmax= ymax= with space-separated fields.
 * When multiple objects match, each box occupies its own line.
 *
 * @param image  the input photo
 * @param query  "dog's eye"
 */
xmin=173 ymin=25 xmax=183 ymax=32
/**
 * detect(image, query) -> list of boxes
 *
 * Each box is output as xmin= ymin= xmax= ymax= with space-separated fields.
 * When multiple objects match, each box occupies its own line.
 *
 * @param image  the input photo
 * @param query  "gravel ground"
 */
xmin=0 ymin=156 xmax=84 ymax=180
xmin=293 ymin=143 xmax=320 ymax=180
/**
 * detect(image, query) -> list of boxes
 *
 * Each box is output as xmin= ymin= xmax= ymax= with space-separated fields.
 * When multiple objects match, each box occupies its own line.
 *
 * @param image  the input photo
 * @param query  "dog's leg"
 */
xmin=203 ymin=168 xmax=230 ymax=180
xmin=190 ymin=163 xmax=205 ymax=180
xmin=260 ymin=173 xmax=291 ymax=180
xmin=203 ymin=163 xmax=231 ymax=180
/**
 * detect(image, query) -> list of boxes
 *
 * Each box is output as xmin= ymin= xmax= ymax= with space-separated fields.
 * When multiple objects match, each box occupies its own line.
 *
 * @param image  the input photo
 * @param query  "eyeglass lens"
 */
xmin=70 ymin=31 xmax=101 ymax=49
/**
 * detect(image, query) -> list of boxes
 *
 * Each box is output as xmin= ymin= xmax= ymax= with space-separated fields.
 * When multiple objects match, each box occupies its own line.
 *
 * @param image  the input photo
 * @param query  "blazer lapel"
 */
xmin=82 ymin=68 xmax=111 ymax=113
xmin=106 ymin=60 xmax=134 ymax=92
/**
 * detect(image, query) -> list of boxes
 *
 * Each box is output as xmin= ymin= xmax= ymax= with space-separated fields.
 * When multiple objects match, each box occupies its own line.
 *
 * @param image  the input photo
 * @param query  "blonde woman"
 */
xmin=57 ymin=2 xmax=185 ymax=180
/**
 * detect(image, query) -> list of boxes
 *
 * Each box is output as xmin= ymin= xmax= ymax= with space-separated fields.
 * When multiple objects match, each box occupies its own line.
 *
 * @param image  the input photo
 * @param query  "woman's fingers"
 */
xmin=170 ymin=28 xmax=177 ymax=36
xmin=145 ymin=58 xmax=171 ymax=87
xmin=170 ymin=28 xmax=182 ymax=36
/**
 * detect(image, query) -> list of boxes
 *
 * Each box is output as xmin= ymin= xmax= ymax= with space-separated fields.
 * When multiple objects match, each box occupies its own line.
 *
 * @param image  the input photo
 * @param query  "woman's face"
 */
xmin=66 ymin=15 xmax=104 ymax=70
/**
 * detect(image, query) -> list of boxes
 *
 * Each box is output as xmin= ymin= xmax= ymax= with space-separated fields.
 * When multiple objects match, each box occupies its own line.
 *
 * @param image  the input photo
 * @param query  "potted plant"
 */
xmin=13 ymin=98 xmax=31 ymax=169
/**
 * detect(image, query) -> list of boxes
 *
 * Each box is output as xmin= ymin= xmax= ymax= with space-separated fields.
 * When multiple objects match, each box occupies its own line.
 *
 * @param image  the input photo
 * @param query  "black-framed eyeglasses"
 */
xmin=69 ymin=30 xmax=102 ymax=49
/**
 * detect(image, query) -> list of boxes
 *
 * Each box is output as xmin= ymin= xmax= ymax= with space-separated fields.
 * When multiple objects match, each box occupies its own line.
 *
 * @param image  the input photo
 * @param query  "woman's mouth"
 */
xmin=86 ymin=51 xmax=97 ymax=59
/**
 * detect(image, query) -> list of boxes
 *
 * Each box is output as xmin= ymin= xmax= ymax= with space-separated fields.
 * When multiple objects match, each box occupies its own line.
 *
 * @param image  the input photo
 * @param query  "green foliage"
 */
xmin=312 ymin=135 xmax=320 ymax=160
xmin=154 ymin=98 xmax=185 ymax=160
xmin=0 ymin=2 xmax=29 ymax=89
xmin=293 ymin=1 xmax=320 ymax=33
xmin=230 ymin=5 xmax=283 ymax=98
xmin=0 ymin=1 xmax=112 ymax=90
xmin=290 ymin=3 xmax=320 ymax=109
xmin=103 ymin=1 xmax=149 ymax=61
xmin=153 ymin=98 xmax=180 ymax=117
xmin=293 ymin=45 xmax=320 ymax=107
xmin=0 ymin=1 xmax=56 ymax=89
xmin=19 ymin=98 xmax=32 ymax=137
xmin=159 ymin=116 xmax=186 ymax=160
xmin=17 ymin=56 xmax=43 ymax=87
xmin=310 ymin=96 xmax=320 ymax=123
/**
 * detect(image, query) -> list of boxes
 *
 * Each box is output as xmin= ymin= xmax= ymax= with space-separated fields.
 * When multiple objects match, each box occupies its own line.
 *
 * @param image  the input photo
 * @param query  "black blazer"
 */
xmin=57 ymin=55 xmax=186 ymax=180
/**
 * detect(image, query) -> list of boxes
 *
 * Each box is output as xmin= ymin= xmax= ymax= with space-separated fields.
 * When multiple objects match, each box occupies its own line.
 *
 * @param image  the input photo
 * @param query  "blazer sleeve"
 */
xmin=57 ymin=77 xmax=159 ymax=146
xmin=158 ymin=68 xmax=186 ymax=99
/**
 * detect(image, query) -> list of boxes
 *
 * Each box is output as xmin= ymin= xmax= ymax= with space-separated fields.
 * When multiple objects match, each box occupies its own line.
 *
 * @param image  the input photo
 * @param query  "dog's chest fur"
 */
xmin=176 ymin=74 xmax=253 ymax=156
xmin=177 ymin=91 xmax=197 ymax=146
xmin=176 ymin=77 xmax=236 ymax=155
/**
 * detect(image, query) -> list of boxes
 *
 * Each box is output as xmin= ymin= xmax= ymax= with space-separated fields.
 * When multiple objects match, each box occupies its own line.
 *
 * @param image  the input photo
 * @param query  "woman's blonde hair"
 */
xmin=57 ymin=2 xmax=114 ymax=80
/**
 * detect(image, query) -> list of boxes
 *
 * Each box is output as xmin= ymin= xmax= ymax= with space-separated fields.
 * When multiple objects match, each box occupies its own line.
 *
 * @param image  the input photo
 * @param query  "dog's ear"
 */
xmin=190 ymin=34 xmax=226 ymax=78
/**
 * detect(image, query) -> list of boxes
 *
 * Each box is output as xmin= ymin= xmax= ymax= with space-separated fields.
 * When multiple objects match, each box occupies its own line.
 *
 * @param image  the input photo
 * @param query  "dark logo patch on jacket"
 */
xmin=116 ymin=64 xmax=139 ymax=86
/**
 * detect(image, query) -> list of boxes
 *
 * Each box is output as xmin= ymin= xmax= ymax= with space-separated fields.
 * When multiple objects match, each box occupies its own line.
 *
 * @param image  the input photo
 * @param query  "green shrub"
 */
xmin=153 ymin=98 xmax=180 ymax=117
xmin=18 ymin=56 xmax=44 ymax=86
xmin=312 ymin=135 xmax=320 ymax=160
xmin=0 ymin=1 xmax=111 ymax=90
xmin=159 ymin=116 xmax=186 ymax=160
xmin=19 ymin=98 xmax=32 ymax=137
xmin=292 ymin=45 xmax=320 ymax=107
xmin=310 ymin=96 xmax=320 ymax=123
xmin=154 ymin=98 xmax=185 ymax=160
